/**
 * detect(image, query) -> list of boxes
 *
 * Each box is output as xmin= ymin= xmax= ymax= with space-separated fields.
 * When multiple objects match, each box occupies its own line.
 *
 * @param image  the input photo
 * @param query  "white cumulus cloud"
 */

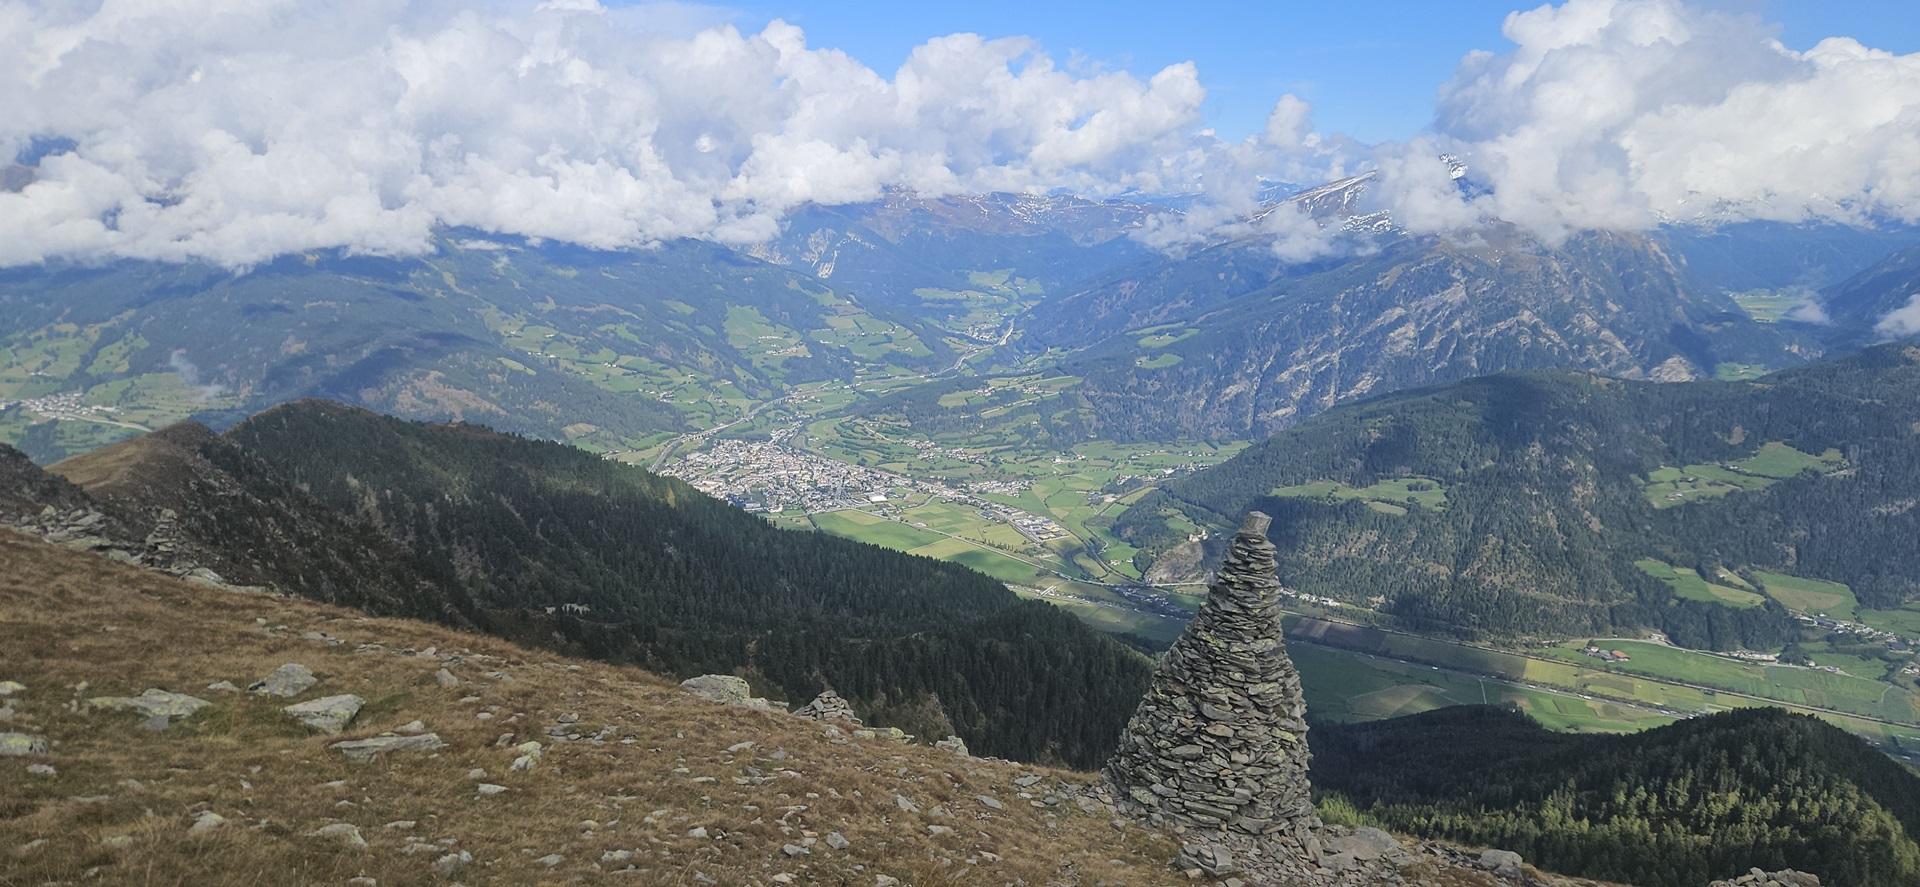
xmin=0 ymin=0 xmax=1336 ymax=267
xmin=5 ymin=0 xmax=1920 ymax=268
xmin=1382 ymin=0 xmax=1920 ymax=241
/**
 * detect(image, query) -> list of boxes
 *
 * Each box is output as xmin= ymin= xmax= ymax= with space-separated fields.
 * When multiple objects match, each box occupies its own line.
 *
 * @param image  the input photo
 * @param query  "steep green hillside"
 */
xmin=29 ymin=402 xmax=1153 ymax=767
xmin=1118 ymin=344 xmax=1920 ymax=649
xmin=1312 ymin=705 xmax=1920 ymax=887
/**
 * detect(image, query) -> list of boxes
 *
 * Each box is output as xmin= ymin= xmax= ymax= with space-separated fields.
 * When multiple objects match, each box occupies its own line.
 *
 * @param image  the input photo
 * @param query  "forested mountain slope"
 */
xmin=1118 ymin=344 xmax=1920 ymax=648
xmin=20 ymin=401 xmax=1152 ymax=767
xmin=1313 ymin=705 xmax=1920 ymax=887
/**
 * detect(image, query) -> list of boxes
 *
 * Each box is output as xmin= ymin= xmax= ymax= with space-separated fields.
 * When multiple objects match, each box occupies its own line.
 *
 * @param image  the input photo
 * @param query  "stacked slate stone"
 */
xmin=1104 ymin=511 xmax=1322 ymax=854
xmin=793 ymin=688 xmax=861 ymax=725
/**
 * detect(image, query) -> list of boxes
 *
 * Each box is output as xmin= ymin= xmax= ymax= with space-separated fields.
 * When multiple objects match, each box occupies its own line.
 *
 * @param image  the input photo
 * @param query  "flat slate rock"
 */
xmin=250 ymin=663 xmax=318 ymax=697
xmin=283 ymin=694 xmax=364 ymax=734
xmin=88 ymin=689 xmax=212 ymax=719
xmin=331 ymin=732 xmax=447 ymax=762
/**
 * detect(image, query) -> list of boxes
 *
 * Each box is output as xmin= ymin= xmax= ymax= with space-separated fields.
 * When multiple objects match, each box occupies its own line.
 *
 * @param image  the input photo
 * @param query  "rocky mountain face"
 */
xmin=1020 ymin=219 xmax=1812 ymax=442
xmin=1818 ymin=242 xmax=1920 ymax=339
xmin=1 ymin=400 xmax=1155 ymax=766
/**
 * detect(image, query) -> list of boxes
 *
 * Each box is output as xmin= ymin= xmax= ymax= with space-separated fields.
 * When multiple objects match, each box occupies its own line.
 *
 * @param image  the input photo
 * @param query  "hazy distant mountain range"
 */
xmin=2 ymin=178 xmax=1915 ymax=463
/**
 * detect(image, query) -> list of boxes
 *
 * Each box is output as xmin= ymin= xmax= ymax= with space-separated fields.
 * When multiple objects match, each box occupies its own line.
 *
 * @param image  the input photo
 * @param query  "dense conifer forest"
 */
xmin=1311 ymin=706 xmax=1920 ymax=887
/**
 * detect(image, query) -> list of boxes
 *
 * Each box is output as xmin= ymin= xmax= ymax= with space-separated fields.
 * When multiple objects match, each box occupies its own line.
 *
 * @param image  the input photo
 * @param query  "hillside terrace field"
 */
xmin=1755 ymin=570 xmax=1861 ymax=619
xmin=1635 ymin=559 xmax=1766 ymax=609
xmin=1642 ymin=442 xmax=1843 ymax=508
xmin=1269 ymin=476 xmax=1448 ymax=515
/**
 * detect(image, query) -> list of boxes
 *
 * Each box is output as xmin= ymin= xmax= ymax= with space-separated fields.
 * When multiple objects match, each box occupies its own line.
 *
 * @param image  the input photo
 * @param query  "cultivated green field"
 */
xmin=1730 ymin=289 xmax=1812 ymax=323
xmin=1861 ymin=606 xmax=1920 ymax=637
xmin=1288 ymin=618 xmax=1920 ymax=732
xmin=1635 ymin=558 xmax=1766 ymax=609
xmin=1133 ymin=325 xmax=1199 ymax=349
xmin=1540 ymin=638 xmax=1917 ymax=723
xmin=1269 ymin=476 xmax=1448 ymax=512
xmin=1643 ymin=442 xmax=1842 ymax=507
xmin=1288 ymin=642 xmax=1675 ymax=733
xmin=1755 ymin=570 xmax=1861 ymax=619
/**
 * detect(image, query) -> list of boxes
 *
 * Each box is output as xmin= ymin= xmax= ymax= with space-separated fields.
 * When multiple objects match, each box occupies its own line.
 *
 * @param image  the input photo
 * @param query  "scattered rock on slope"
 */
xmin=1710 ymin=870 xmax=1822 ymax=887
xmin=249 ymin=663 xmax=318 ymax=697
xmin=88 ymin=689 xmax=211 ymax=720
xmin=679 ymin=674 xmax=776 ymax=710
xmin=283 ymin=694 xmax=364 ymax=734
xmin=1 ymin=732 xmax=49 ymax=756
xmin=330 ymin=732 xmax=447 ymax=762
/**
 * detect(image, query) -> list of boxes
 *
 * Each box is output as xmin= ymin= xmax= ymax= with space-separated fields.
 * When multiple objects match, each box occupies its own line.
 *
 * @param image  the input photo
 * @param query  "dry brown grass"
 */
xmin=0 ymin=531 xmax=1186 ymax=886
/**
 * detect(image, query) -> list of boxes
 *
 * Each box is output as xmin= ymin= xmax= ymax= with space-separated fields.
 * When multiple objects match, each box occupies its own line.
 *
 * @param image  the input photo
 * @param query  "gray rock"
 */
xmin=393 ymin=719 xmax=427 ymax=734
xmin=433 ymin=850 xmax=473 ymax=875
xmin=1 ymin=733 xmax=49 ymax=756
xmin=309 ymin=822 xmax=367 ymax=849
xmin=678 ymin=674 xmax=776 ymax=709
xmin=781 ymin=843 xmax=809 ymax=857
xmin=476 ymin=783 xmax=507 ymax=796
xmin=1709 ymin=870 xmax=1823 ymax=887
xmin=88 ymin=689 xmax=212 ymax=719
xmin=188 ymin=811 xmax=226 ymax=833
xmin=934 ymin=735 xmax=970 ymax=756
xmin=0 ymin=680 xmax=23 ymax=696
xmin=205 ymin=681 xmax=240 ymax=693
xmin=249 ymin=663 xmax=318 ymax=697
xmin=510 ymin=740 xmax=544 ymax=772
xmin=139 ymin=714 xmax=170 ymax=732
xmin=1478 ymin=848 xmax=1523 ymax=877
xmin=976 ymin=795 xmax=1004 ymax=811
xmin=1323 ymin=826 xmax=1403 ymax=865
xmin=26 ymin=762 xmax=55 ymax=776
xmin=1175 ymin=843 xmax=1240 ymax=876
xmin=825 ymin=831 xmax=849 ymax=850
xmin=535 ymin=853 xmax=563 ymax=867
xmin=329 ymin=732 xmax=447 ymax=762
xmin=434 ymin=668 xmax=459 ymax=688
xmin=282 ymin=694 xmax=364 ymax=734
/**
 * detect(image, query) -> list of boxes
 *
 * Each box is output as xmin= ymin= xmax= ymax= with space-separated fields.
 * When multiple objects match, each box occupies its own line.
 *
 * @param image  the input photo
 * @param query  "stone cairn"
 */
xmin=793 ymin=688 xmax=861 ymax=725
xmin=1104 ymin=511 xmax=1322 ymax=857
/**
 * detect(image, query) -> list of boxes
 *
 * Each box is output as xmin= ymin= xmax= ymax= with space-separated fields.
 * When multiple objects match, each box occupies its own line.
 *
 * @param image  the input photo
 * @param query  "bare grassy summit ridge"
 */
xmin=0 ymin=531 xmax=1612 ymax=886
xmin=0 ymin=531 xmax=1178 ymax=885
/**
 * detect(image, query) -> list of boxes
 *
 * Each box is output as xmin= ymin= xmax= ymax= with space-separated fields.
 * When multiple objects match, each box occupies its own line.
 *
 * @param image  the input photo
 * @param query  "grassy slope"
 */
xmin=0 ymin=530 xmax=1185 ymax=885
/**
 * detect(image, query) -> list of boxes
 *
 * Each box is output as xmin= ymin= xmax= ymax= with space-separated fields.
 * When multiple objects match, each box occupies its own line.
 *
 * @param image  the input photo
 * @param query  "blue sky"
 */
xmin=714 ymin=0 xmax=1920 ymax=144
